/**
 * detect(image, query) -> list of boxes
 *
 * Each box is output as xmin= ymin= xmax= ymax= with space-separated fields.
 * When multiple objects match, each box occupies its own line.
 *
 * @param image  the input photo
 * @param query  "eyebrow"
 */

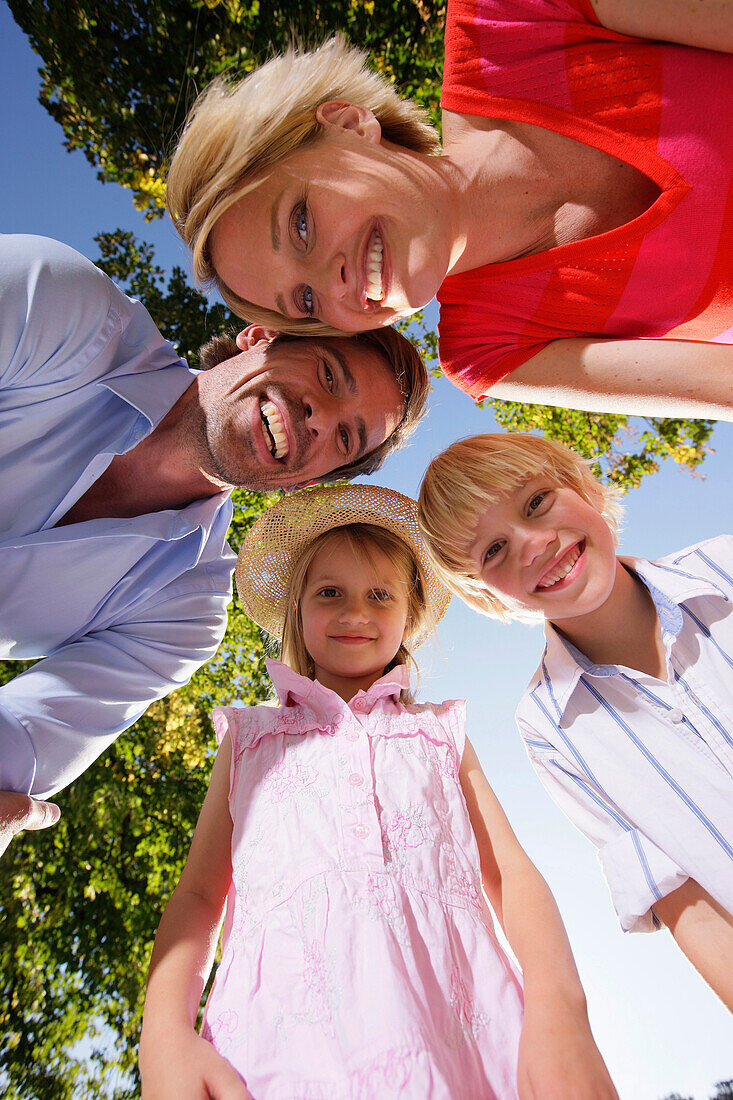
xmin=270 ymin=189 xmax=285 ymax=252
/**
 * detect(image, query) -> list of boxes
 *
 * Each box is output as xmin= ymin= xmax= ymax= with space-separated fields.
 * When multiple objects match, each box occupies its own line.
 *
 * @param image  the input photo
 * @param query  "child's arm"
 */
xmin=653 ymin=878 xmax=733 ymax=1011
xmin=139 ymin=733 xmax=252 ymax=1100
xmin=459 ymin=737 xmax=618 ymax=1100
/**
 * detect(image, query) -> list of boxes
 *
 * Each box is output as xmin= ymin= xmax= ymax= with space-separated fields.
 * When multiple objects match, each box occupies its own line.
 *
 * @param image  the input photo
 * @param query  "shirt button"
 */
xmin=351 ymin=825 xmax=369 ymax=840
xmin=668 ymin=709 xmax=685 ymax=723
xmin=348 ymin=773 xmax=364 ymax=787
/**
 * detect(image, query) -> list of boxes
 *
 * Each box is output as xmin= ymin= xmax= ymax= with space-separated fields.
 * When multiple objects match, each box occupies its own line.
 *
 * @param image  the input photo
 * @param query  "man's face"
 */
xmin=195 ymin=328 xmax=404 ymax=490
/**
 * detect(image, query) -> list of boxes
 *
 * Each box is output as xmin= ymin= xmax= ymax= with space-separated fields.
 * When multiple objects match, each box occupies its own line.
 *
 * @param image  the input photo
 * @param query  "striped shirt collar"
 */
xmin=540 ymin=554 xmax=728 ymax=717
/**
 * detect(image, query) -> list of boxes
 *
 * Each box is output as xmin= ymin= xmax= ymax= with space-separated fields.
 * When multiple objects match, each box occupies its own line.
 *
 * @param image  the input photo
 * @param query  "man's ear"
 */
xmin=236 ymin=325 xmax=281 ymax=351
xmin=283 ymin=479 xmax=321 ymax=493
xmin=315 ymin=100 xmax=382 ymax=142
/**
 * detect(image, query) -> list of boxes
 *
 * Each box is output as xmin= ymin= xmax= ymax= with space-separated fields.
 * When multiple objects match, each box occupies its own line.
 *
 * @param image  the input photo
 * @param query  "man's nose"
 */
xmin=303 ymin=391 xmax=331 ymax=437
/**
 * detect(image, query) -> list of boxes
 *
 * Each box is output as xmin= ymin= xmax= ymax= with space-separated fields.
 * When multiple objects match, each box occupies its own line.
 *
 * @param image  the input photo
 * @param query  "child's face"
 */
xmin=300 ymin=537 xmax=410 ymax=698
xmin=468 ymin=478 xmax=617 ymax=623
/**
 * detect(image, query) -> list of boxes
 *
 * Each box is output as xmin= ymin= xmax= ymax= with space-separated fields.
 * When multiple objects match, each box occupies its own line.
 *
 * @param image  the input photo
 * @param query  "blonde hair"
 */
xmin=281 ymin=524 xmax=434 ymax=702
xmin=418 ymin=433 xmax=624 ymax=622
xmin=166 ymin=35 xmax=440 ymax=334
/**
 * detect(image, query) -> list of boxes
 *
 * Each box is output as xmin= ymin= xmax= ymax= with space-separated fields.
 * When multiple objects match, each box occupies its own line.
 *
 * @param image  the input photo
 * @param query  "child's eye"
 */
xmin=527 ymin=491 xmax=548 ymax=514
xmin=317 ymin=586 xmax=340 ymax=598
xmin=483 ymin=540 xmax=505 ymax=564
xmin=369 ymin=589 xmax=392 ymax=602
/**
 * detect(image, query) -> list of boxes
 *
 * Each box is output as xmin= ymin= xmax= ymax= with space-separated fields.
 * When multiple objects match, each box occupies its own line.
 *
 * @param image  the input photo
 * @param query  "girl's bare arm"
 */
xmin=139 ymin=733 xmax=252 ymax=1100
xmin=459 ymin=736 xmax=618 ymax=1100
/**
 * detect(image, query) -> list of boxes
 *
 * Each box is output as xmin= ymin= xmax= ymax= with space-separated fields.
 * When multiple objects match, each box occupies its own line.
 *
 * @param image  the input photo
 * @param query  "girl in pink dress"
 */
xmin=140 ymin=484 xmax=617 ymax=1100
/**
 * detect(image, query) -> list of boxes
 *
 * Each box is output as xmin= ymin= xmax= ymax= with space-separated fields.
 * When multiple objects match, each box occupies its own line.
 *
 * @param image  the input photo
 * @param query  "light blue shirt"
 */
xmin=0 ymin=235 xmax=235 ymax=798
xmin=516 ymin=536 xmax=733 ymax=932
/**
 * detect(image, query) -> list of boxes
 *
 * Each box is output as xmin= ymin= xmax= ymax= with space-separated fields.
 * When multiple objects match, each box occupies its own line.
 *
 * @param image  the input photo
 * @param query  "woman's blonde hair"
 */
xmin=167 ymin=35 xmax=440 ymax=334
xmin=418 ymin=433 xmax=625 ymax=622
xmin=280 ymin=523 xmax=434 ymax=702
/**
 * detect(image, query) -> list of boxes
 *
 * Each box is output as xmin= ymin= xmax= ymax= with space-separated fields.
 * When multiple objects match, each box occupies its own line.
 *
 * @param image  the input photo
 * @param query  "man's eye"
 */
xmin=323 ymin=364 xmax=335 ymax=391
xmin=339 ymin=426 xmax=350 ymax=452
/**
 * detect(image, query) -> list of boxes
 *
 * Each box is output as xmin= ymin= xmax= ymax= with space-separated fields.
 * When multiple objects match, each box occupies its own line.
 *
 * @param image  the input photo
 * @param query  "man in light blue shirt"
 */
xmin=0 ymin=235 xmax=426 ymax=849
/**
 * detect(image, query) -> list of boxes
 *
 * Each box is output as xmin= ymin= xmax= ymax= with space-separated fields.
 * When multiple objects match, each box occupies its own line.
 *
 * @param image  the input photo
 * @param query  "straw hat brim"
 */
xmin=236 ymin=484 xmax=451 ymax=641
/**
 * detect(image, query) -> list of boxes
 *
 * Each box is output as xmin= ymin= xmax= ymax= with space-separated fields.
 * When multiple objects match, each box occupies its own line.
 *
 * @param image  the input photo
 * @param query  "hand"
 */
xmin=140 ymin=1028 xmax=254 ymax=1100
xmin=0 ymin=790 xmax=60 ymax=858
xmin=518 ymin=999 xmax=619 ymax=1100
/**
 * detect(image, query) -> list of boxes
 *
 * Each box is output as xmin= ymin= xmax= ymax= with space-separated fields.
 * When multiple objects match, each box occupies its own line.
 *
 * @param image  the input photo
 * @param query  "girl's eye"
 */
xmin=318 ymin=586 xmax=339 ymax=598
xmin=370 ymin=589 xmax=391 ymax=602
xmin=527 ymin=491 xmax=548 ymax=514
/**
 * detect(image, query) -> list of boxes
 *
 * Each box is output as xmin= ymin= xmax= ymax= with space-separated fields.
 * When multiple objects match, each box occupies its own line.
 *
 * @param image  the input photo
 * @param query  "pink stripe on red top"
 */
xmin=437 ymin=0 xmax=733 ymax=398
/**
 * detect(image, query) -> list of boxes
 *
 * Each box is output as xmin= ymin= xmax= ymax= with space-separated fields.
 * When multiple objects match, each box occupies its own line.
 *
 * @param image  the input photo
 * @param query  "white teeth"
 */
xmin=537 ymin=544 xmax=582 ymax=589
xmin=260 ymin=399 xmax=289 ymax=461
xmin=365 ymin=228 xmax=384 ymax=302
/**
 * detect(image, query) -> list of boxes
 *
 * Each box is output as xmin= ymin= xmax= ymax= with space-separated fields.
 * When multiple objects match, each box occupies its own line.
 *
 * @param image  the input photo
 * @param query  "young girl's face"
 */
xmin=300 ymin=536 xmax=410 ymax=699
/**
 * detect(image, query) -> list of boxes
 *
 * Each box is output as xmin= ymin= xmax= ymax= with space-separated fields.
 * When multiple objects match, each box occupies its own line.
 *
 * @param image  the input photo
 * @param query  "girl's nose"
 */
xmin=520 ymin=526 xmax=558 ymax=568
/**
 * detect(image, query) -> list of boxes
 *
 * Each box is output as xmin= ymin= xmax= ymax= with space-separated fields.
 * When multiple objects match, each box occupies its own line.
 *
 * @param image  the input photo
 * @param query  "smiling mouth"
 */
xmin=536 ymin=541 xmax=584 ymax=590
xmin=260 ymin=399 xmax=289 ymax=461
xmin=365 ymin=226 xmax=384 ymax=303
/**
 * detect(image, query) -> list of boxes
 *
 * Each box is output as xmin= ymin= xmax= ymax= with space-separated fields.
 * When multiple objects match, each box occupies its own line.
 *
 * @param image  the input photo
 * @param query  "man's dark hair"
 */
xmin=196 ymin=327 xmax=429 ymax=482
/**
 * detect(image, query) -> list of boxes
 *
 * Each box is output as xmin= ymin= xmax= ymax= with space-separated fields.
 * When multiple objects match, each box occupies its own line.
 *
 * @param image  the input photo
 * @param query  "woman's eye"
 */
xmin=292 ymin=202 xmax=308 ymax=244
xmin=297 ymin=286 xmax=314 ymax=316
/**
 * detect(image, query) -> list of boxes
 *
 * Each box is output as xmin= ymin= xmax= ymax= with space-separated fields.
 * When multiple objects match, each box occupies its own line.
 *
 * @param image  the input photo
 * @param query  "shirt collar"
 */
xmin=266 ymin=659 xmax=407 ymax=722
xmin=538 ymin=553 xmax=728 ymax=718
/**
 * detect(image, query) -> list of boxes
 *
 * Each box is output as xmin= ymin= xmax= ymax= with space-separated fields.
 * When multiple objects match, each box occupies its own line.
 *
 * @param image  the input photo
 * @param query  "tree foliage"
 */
xmin=8 ymin=0 xmax=445 ymax=218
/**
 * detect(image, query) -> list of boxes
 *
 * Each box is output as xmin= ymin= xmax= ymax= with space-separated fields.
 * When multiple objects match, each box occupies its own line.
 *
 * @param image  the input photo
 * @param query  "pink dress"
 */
xmin=203 ymin=660 xmax=524 ymax=1099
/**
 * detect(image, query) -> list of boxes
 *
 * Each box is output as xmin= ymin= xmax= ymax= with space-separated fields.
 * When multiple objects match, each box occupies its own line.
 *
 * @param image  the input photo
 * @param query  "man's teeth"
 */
xmin=260 ymin=399 xmax=289 ymax=460
xmin=366 ymin=228 xmax=384 ymax=303
xmin=537 ymin=544 xmax=582 ymax=589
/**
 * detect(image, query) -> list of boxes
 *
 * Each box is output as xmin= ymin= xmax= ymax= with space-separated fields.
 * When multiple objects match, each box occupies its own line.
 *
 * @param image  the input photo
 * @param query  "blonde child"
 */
xmin=139 ymin=483 xmax=616 ymax=1099
xmin=419 ymin=433 xmax=733 ymax=1011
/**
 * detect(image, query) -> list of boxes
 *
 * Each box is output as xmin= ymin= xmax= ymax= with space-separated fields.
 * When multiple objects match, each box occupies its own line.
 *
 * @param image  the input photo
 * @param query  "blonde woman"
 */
xmin=167 ymin=0 xmax=733 ymax=421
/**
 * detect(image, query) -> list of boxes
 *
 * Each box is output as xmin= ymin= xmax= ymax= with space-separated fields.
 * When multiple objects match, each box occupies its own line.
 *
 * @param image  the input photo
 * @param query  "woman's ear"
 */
xmin=236 ymin=325 xmax=281 ymax=351
xmin=315 ymin=100 xmax=382 ymax=142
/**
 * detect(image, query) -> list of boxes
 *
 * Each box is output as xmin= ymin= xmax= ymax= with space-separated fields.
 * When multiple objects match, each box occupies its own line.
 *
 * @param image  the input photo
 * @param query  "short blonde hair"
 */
xmin=281 ymin=524 xmax=434 ymax=703
xmin=418 ymin=433 xmax=624 ymax=621
xmin=167 ymin=35 xmax=440 ymax=334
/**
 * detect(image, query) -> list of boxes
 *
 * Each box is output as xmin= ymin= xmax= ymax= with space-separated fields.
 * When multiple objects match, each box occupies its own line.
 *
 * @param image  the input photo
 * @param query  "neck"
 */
xmin=110 ymin=383 xmax=232 ymax=512
xmin=551 ymin=561 xmax=667 ymax=679
xmin=312 ymin=666 xmax=389 ymax=703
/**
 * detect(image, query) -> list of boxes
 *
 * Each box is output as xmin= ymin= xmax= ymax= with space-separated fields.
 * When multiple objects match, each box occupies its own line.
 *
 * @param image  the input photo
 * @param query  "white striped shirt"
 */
xmin=516 ymin=536 xmax=733 ymax=933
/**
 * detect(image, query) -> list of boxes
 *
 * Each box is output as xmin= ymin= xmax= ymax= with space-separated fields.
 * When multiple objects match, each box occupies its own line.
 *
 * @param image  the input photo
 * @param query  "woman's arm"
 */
xmin=490 ymin=337 xmax=733 ymax=421
xmin=459 ymin=737 xmax=618 ymax=1100
xmin=653 ymin=879 xmax=733 ymax=1011
xmin=139 ymin=733 xmax=252 ymax=1100
xmin=588 ymin=0 xmax=733 ymax=53
xmin=0 ymin=791 xmax=60 ymax=859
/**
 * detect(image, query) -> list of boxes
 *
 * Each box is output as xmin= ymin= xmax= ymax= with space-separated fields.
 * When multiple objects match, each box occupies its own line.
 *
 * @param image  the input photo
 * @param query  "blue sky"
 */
xmin=2 ymin=5 xmax=732 ymax=1096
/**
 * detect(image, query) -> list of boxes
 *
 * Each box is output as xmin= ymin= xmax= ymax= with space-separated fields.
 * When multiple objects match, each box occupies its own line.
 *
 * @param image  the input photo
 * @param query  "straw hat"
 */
xmin=236 ymin=483 xmax=451 ymax=640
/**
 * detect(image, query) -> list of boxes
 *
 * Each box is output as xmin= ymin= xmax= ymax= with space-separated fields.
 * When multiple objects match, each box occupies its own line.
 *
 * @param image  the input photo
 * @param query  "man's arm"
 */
xmin=490 ymin=337 xmax=733 ymax=421
xmin=0 ymin=567 xmax=232 ymax=799
xmin=653 ymin=879 xmax=733 ymax=1011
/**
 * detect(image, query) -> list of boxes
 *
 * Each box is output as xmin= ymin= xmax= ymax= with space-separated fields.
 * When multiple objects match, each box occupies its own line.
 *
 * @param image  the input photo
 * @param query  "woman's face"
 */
xmin=209 ymin=104 xmax=451 ymax=332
